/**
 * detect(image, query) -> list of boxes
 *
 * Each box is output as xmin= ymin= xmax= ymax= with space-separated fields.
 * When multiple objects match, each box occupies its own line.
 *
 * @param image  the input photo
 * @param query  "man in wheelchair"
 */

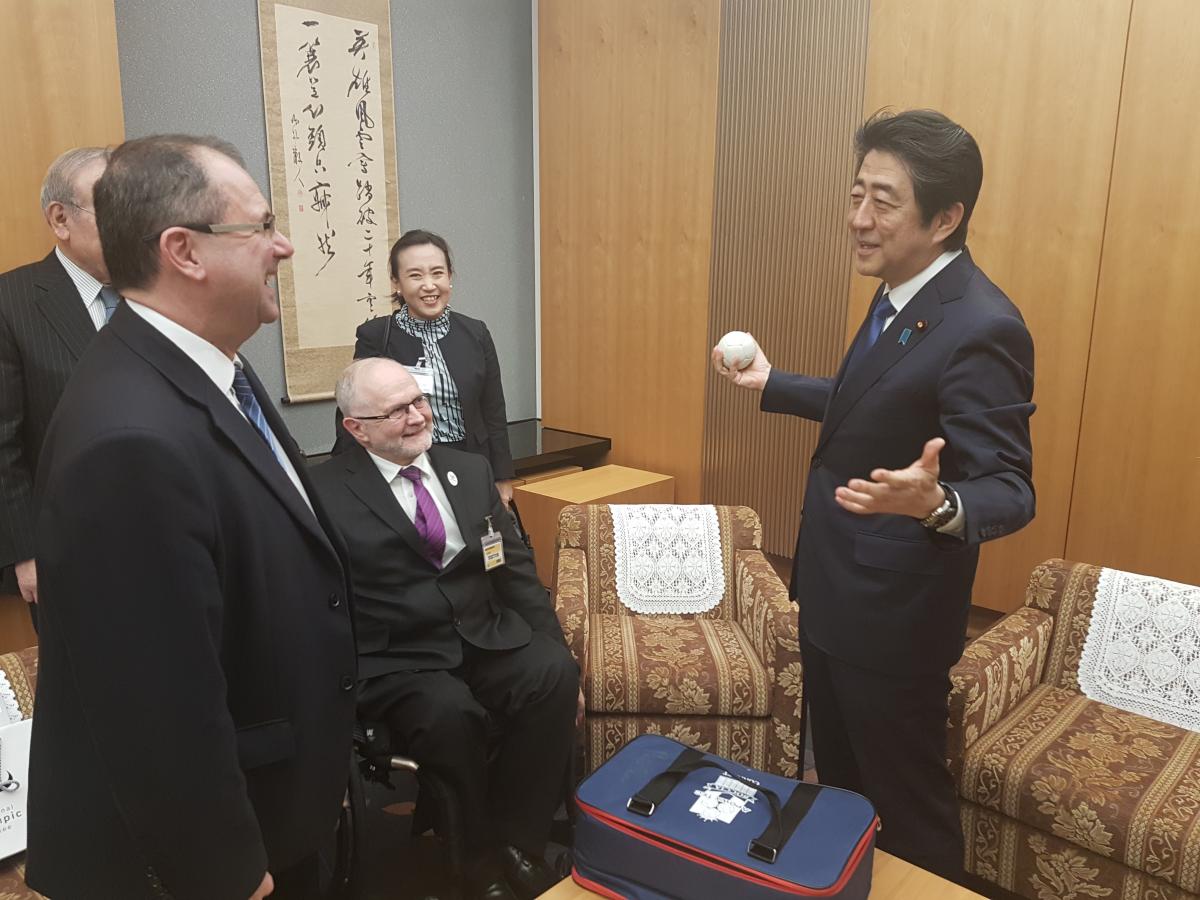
xmin=312 ymin=358 xmax=581 ymax=900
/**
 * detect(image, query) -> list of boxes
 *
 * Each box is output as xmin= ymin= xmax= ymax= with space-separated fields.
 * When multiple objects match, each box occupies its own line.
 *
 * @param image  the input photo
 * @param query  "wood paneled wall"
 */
xmin=1067 ymin=0 xmax=1200 ymax=581
xmin=0 ymin=0 xmax=124 ymax=653
xmin=0 ymin=0 xmax=125 ymax=273
xmin=849 ymin=0 xmax=1132 ymax=610
xmin=538 ymin=0 xmax=720 ymax=503
xmin=701 ymin=0 xmax=869 ymax=556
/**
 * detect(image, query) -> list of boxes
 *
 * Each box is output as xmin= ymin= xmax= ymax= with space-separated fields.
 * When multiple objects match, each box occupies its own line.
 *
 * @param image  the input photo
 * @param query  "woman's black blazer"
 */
xmin=332 ymin=309 xmax=515 ymax=479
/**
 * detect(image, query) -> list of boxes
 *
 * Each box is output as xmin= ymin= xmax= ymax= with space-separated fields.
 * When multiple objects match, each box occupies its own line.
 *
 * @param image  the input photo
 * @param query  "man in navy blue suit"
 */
xmin=714 ymin=109 xmax=1035 ymax=880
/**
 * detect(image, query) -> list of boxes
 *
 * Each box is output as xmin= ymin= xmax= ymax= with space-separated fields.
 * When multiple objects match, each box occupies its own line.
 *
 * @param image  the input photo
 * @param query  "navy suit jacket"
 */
xmin=762 ymin=249 xmax=1035 ymax=673
xmin=0 ymin=251 xmax=99 ymax=568
xmin=26 ymin=305 xmax=357 ymax=899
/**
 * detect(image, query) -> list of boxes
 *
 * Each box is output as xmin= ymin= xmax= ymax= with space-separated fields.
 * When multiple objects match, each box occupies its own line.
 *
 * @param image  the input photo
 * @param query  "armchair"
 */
xmin=950 ymin=559 xmax=1200 ymax=900
xmin=553 ymin=504 xmax=801 ymax=777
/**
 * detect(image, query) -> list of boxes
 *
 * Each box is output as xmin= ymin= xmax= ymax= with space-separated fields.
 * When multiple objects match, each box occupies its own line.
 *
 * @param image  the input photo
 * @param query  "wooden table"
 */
xmin=514 ymin=465 xmax=675 ymax=586
xmin=537 ymin=850 xmax=984 ymax=899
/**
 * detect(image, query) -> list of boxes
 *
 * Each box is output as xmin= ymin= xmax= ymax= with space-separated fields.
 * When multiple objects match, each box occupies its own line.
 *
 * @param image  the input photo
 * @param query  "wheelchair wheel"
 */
xmin=323 ymin=752 xmax=368 ymax=900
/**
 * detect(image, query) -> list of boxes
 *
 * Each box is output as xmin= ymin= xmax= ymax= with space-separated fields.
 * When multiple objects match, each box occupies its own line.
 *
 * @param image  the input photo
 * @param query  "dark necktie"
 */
xmin=844 ymin=292 xmax=896 ymax=374
xmin=398 ymin=466 xmax=447 ymax=569
xmin=98 ymin=285 xmax=121 ymax=323
xmin=231 ymin=366 xmax=278 ymax=455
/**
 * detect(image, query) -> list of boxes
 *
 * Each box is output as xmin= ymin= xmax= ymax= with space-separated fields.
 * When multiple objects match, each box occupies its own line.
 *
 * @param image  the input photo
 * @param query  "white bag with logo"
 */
xmin=0 ymin=717 xmax=31 ymax=859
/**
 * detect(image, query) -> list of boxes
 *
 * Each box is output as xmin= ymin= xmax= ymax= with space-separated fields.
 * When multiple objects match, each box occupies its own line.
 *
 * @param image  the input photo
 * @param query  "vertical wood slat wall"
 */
xmin=701 ymin=0 xmax=870 ymax=558
xmin=0 ymin=0 xmax=125 ymax=273
xmin=538 ymin=0 xmax=721 ymax=504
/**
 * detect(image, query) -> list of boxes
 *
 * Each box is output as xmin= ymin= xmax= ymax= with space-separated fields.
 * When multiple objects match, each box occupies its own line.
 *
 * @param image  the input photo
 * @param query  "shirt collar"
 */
xmin=367 ymin=448 xmax=434 ymax=484
xmin=125 ymin=299 xmax=238 ymax=396
xmin=55 ymin=246 xmax=104 ymax=308
xmin=884 ymin=249 xmax=962 ymax=315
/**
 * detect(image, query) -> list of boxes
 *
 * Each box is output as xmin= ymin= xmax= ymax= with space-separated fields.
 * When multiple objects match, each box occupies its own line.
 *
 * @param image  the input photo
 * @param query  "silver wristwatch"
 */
xmin=918 ymin=482 xmax=958 ymax=530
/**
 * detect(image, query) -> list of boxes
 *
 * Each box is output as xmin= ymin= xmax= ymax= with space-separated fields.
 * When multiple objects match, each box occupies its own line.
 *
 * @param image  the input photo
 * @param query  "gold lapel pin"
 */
xmin=915 ymin=320 xmax=927 ymax=331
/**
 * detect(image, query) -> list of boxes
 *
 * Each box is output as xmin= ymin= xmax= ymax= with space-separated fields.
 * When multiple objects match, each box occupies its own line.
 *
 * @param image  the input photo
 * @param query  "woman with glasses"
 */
xmin=333 ymin=229 xmax=516 ymax=506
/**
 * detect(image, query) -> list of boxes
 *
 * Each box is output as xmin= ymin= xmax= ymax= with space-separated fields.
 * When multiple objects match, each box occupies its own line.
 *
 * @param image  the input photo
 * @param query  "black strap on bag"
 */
xmin=508 ymin=496 xmax=534 ymax=554
xmin=626 ymin=747 xmax=820 ymax=864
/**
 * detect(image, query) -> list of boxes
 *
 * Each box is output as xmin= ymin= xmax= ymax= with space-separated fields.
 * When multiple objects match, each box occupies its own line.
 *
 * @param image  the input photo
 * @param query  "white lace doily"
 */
xmin=610 ymin=505 xmax=725 ymax=614
xmin=1078 ymin=567 xmax=1200 ymax=732
xmin=0 ymin=670 xmax=21 ymax=725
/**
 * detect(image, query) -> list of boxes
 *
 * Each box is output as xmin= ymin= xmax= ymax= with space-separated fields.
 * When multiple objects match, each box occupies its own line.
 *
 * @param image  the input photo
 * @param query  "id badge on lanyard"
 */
xmin=406 ymin=356 xmax=434 ymax=396
xmin=481 ymin=515 xmax=506 ymax=571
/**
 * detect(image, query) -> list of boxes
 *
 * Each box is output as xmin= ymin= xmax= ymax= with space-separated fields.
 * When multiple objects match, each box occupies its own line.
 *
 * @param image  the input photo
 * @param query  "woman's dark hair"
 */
xmin=388 ymin=229 xmax=453 ymax=281
xmin=854 ymin=109 xmax=982 ymax=251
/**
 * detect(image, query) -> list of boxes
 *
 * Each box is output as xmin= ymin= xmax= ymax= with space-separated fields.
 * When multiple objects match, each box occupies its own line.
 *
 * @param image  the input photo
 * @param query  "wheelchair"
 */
xmin=324 ymin=719 xmax=574 ymax=900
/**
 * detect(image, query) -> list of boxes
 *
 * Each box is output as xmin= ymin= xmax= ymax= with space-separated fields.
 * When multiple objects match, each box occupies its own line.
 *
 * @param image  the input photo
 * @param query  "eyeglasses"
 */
xmin=141 ymin=213 xmax=276 ymax=243
xmin=350 ymin=395 xmax=430 ymax=422
xmin=66 ymin=201 xmax=95 ymax=216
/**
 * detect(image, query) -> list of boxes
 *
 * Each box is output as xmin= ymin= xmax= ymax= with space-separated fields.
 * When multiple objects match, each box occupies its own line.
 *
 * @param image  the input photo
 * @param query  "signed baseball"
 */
xmin=716 ymin=331 xmax=758 ymax=370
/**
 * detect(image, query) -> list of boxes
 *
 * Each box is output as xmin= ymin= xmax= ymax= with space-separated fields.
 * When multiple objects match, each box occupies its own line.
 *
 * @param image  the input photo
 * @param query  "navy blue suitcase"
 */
xmin=573 ymin=734 xmax=878 ymax=899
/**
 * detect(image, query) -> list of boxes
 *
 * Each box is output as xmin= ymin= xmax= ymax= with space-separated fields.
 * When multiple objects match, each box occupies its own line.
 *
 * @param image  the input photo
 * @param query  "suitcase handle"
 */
xmin=627 ymin=747 xmax=819 ymax=864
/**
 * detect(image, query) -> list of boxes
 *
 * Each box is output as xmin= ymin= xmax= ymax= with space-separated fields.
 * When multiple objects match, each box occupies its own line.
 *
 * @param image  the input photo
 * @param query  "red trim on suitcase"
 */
xmin=576 ymin=798 xmax=879 ymax=897
xmin=572 ymin=867 xmax=629 ymax=899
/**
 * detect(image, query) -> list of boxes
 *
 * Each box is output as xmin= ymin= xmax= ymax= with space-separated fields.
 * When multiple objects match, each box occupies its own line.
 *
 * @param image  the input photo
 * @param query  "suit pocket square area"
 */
xmin=235 ymin=719 xmax=296 ymax=770
xmin=854 ymin=531 xmax=945 ymax=576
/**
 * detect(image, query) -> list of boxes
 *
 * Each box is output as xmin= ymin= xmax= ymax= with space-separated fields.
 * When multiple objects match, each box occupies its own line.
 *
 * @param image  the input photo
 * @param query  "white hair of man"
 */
xmin=335 ymin=356 xmax=398 ymax=416
xmin=40 ymin=147 xmax=111 ymax=211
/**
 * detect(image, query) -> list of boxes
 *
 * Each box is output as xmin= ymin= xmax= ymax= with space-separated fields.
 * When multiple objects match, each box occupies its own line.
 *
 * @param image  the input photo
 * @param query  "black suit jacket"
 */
xmin=0 ymin=251 xmax=99 ymax=568
xmin=762 ymin=250 xmax=1035 ymax=674
xmin=333 ymin=309 xmax=515 ymax=478
xmin=309 ymin=443 xmax=563 ymax=679
xmin=26 ymin=305 xmax=358 ymax=900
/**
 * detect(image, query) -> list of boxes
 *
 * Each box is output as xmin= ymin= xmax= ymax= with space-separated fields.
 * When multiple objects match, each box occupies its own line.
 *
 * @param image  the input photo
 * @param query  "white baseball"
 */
xmin=716 ymin=331 xmax=758 ymax=371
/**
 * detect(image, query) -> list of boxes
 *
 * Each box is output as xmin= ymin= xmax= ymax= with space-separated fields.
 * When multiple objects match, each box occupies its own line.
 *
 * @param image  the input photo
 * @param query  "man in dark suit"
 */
xmin=311 ymin=356 xmax=580 ymax=900
xmin=27 ymin=135 xmax=357 ymax=900
xmin=0 ymin=146 xmax=114 ymax=613
xmin=714 ymin=109 xmax=1035 ymax=880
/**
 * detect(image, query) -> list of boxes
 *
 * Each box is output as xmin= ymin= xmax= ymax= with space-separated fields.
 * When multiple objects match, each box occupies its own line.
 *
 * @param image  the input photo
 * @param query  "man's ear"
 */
xmin=159 ymin=229 xmax=206 ymax=282
xmin=342 ymin=417 xmax=367 ymax=447
xmin=932 ymin=202 xmax=965 ymax=245
xmin=45 ymin=203 xmax=71 ymax=242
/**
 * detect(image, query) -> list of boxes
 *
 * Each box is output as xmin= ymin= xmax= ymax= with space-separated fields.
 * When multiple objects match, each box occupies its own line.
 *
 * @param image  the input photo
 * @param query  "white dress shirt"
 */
xmin=125 ymin=300 xmax=314 ymax=513
xmin=55 ymin=247 xmax=111 ymax=331
xmin=881 ymin=249 xmax=966 ymax=537
xmin=367 ymin=449 xmax=466 ymax=567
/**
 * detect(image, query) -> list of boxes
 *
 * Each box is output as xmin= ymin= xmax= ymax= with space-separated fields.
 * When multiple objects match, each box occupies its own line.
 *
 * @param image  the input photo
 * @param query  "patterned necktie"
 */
xmin=98 ymin=285 xmax=121 ymax=323
xmin=844 ymin=292 xmax=896 ymax=375
xmin=231 ymin=366 xmax=277 ymax=454
xmin=398 ymin=466 xmax=447 ymax=569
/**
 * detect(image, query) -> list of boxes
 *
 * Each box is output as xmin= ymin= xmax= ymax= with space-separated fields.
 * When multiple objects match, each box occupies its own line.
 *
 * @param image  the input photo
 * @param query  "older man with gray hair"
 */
xmin=0 ymin=146 xmax=115 ymax=616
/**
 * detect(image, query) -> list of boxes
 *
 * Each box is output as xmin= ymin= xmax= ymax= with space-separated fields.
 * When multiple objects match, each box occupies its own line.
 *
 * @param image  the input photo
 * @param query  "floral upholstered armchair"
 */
xmin=553 ymin=504 xmax=801 ymax=777
xmin=0 ymin=646 xmax=43 ymax=899
xmin=949 ymin=559 xmax=1200 ymax=900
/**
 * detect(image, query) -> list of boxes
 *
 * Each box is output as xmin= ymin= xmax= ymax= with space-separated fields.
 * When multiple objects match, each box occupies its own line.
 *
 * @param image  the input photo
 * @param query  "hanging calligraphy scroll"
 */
xmin=259 ymin=0 xmax=400 ymax=401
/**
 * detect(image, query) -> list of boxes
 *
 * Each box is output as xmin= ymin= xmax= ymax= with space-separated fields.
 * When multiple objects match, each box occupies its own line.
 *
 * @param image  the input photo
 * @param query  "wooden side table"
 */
xmin=514 ymin=465 xmax=675 ymax=586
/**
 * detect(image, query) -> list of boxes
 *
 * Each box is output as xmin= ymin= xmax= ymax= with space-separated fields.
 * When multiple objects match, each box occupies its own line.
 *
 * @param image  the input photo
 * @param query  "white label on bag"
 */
xmin=0 ymin=718 xmax=31 ymax=859
xmin=690 ymin=773 xmax=757 ymax=824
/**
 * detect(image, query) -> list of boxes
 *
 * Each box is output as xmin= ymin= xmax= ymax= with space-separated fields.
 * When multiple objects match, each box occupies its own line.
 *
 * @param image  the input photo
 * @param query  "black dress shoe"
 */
xmin=473 ymin=879 xmax=519 ymax=900
xmin=499 ymin=844 xmax=559 ymax=900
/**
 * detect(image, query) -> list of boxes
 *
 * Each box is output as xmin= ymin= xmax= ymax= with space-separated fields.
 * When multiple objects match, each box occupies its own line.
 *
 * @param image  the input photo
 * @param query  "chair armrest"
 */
xmin=734 ymin=550 xmax=802 ymax=719
xmin=947 ymin=606 xmax=1054 ymax=778
xmin=553 ymin=546 xmax=590 ymax=676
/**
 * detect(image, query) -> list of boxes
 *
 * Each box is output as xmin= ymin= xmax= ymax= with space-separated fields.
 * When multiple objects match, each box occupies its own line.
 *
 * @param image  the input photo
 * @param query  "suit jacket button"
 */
xmin=328 ymin=592 xmax=341 ymax=608
xmin=340 ymin=675 xmax=354 ymax=691
xmin=454 ymin=617 xmax=462 ymax=627
xmin=810 ymin=457 xmax=822 ymax=469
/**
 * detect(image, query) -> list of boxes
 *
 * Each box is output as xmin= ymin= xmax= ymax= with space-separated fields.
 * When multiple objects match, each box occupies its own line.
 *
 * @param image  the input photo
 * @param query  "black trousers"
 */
xmin=358 ymin=632 xmax=578 ymax=861
xmin=800 ymin=636 xmax=963 ymax=882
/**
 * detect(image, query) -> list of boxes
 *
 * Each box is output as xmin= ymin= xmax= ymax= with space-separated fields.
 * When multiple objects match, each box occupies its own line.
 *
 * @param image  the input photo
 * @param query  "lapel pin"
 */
xmin=447 ymin=471 xmax=458 ymax=486
xmin=915 ymin=320 xmax=927 ymax=331
xmin=898 ymin=327 xmax=912 ymax=346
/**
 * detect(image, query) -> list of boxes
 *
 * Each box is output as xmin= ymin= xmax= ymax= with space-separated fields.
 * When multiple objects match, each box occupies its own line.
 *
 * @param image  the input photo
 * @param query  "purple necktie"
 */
xmin=398 ymin=466 xmax=447 ymax=569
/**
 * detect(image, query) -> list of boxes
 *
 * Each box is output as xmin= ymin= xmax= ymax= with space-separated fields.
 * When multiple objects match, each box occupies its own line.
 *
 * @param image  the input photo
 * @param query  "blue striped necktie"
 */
xmin=844 ymin=292 xmax=896 ymax=375
xmin=231 ymin=366 xmax=277 ymax=455
xmin=98 ymin=286 xmax=121 ymax=323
